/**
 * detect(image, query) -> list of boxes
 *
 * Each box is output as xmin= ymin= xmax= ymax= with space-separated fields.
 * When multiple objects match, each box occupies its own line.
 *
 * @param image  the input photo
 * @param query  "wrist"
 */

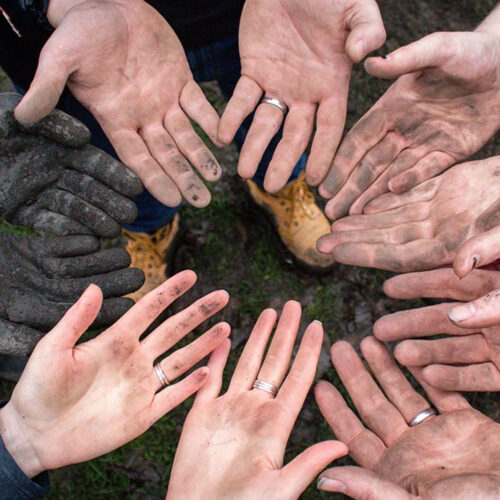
xmin=475 ymin=5 xmax=500 ymax=41
xmin=0 ymin=404 xmax=45 ymax=478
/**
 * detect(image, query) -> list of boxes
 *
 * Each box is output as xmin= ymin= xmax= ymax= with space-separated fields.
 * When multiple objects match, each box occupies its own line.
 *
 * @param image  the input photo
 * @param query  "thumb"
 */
xmin=317 ymin=466 xmax=417 ymax=499
xmin=14 ymin=34 xmax=71 ymax=125
xmin=453 ymin=226 xmax=500 ymax=279
xmin=364 ymin=32 xmax=453 ymax=79
xmin=45 ymin=284 xmax=103 ymax=350
xmin=281 ymin=441 xmax=348 ymax=498
xmin=345 ymin=1 xmax=386 ymax=63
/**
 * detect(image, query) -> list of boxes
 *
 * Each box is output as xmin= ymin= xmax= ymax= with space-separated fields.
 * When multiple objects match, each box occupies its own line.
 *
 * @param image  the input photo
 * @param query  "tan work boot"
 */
xmin=123 ymin=214 xmax=180 ymax=302
xmin=246 ymin=173 xmax=335 ymax=273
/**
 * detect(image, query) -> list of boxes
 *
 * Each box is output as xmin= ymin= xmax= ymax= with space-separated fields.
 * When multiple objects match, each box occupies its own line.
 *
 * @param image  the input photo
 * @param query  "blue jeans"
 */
xmin=59 ymin=34 xmax=305 ymax=233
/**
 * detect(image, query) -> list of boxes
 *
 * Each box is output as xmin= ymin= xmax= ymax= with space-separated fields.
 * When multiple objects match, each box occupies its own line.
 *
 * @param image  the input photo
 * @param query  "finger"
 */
xmin=314 ymin=381 xmax=385 ymax=469
xmin=282 ymin=442 xmax=349 ymax=499
xmin=365 ymin=32 xmax=456 ymax=80
xmin=45 ymin=284 xmax=103 ymax=350
xmin=360 ymin=337 xmax=431 ymax=424
xmin=237 ymin=102 xmax=285 ymax=180
xmin=318 ymin=466 xmax=415 ymax=499
xmin=330 ymin=341 xmax=408 ymax=445
xmin=255 ymin=301 xmax=302 ymax=392
xmin=158 ymin=322 xmax=231 ymax=390
xmin=68 ymin=145 xmax=143 ymax=199
xmin=195 ymin=338 xmax=231 ymax=404
xmin=228 ymin=308 xmax=278 ymax=392
xmin=218 ymin=76 xmax=263 ymax=145
xmin=38 ymin=188 xmax=123 ymax=238
xmin=394 ymin=335 xmax=489 ymax=367
xmin=12 ymin=208 xmax=93 ymax=236
xmin=110 ymin=270 xmax=197 ymax=337
xmin=14 ymin=38 xmax=69 ymax=124
xmin=364 ymin=178 xmax=439 ymax=214
xmin=58 ymin=170 xmax=138 ymax=225
xmin=373 ymin=303 xmax=478 ymax=342
xmin=108 ymin=128 xmax=182 ymax=207
xmin=142 ymin=125 xmax=211 ymax=208
xmin=180 ymin=79 xmax=222 ymax=147
xmin=319 ymin=108 xmax=390 ymax=199
xmin=422 ymin=363 xmax=500 ymax=392
xmin=321 ymin=240 xmax=449 ymax=272
xmin=164 ymin=107 xmax=221 ymax=182
xmin=306 ymin=97 xmax=348 ymax=186
xmin=409 ymin=367 xmax=471 ymax=413
xmin=388 ymin=151 xmax=455 ymax=194
xmin=454 ymin=226 xmax=500 ymax=278
xmin=264 ymin=104 xmax=316 ymax=193
xmin=382 ymin=268 xmax=500 ymax=302
xmin=448 ymin=289 xmax=500 ymax=328
xmin=327 ymin=132 xmax=408 ymax=219
xmin=41 ymin=235 xmax=99 ymax=257
xmin=344 ymin=0 xmax=386 ymax=63
xmin=149 ymin=367 xmax=209 ymax=424
xmin=142 ymin=290 xmax=230 ymax=358
xmin=277 ymin=321 xmax=323 ymax=415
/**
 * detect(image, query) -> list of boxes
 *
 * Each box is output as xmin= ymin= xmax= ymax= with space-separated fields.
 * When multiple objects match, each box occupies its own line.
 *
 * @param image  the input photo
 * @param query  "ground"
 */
xmin=1 ymin=0 xmax=500 ymax=498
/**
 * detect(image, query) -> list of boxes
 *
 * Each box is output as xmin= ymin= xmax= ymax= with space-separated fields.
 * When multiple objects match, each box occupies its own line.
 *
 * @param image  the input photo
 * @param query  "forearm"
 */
xmin=476 ymin=3 xmax=500 ymax=36
xmin=0 ymin=404 xmax=44 ymax=479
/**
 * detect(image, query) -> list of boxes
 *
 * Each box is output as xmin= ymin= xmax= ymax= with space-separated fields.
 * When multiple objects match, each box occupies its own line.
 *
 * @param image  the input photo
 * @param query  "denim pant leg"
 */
xmin=186 ymin=35 xmax=306 ymax=189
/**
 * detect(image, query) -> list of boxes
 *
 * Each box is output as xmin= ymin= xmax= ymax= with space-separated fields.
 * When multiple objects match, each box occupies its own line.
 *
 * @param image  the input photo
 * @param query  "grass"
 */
xmin=1 ymin=0 xmax=500 ymax=497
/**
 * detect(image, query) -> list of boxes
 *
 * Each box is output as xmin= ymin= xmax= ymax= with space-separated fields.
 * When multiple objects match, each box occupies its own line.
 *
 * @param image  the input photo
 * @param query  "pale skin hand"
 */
xmin=315 ymin=338 xmax=500 ymax=499
xmin=317 ymin=157 xmax=500 ymax=272
xmin=14 ymin=0 xmax=222 ymax=208
xmin=219 ymin=0 xmax=385 ymax=193
xmin=166 ymin=301 xmax=348 ymax=500
xmin=0 ymin=270 xmax=230 ymax=478
xmin=373 ymin=269 xmax=500 ymax=391
xmin=320 ymin=19 xmax=500 ymax=220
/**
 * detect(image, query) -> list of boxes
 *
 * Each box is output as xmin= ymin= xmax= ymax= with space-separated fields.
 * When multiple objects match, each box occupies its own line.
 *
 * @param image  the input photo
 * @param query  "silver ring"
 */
xmin=409 ymin=408 xmax=437 ymax=427
xmin=154 ymin=363 xmax=169 ymax=387
xmin=252 ymin=379 xmax=278 ymax=397
xmin=260 ymin=96 xmax=289 ymax=115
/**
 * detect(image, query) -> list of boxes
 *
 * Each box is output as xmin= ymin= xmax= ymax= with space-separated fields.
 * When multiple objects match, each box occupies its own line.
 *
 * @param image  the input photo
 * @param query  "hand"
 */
xmin=315 ymin=338 xmax=500 ymax=499
xmin=374 ymin=268 xmax=500 ymax=391
xmin=166 ymin=301 xmax=348 ymax=500
xmin=0 ymin=270 xmax=230 ymax=478
xmin=14 ymin=0 xmax=222 ymax=208
xmin=320 ymin=29 xmax=500 ymax=220
xmin=219 ymin=0 xmax=385 ymax=192
xmin=1 ymin=93 xmax=142 ymax=238
xmin=317 ymin=157 xmax=500 ymax=272
xmin=0 ymin=231 xmax=144 ymax=333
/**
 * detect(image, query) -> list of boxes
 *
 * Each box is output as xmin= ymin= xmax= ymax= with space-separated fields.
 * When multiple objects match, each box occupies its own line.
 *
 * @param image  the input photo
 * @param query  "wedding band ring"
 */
xmin=409 ymin=408 xmax=437 ymax=427
xmin=154 ymin=363 xmax=169 ymax=387
xmin=252 ymin=379 xmax=278 ymax=397
xmin=260 ymin=96 xmax=289 ymax=115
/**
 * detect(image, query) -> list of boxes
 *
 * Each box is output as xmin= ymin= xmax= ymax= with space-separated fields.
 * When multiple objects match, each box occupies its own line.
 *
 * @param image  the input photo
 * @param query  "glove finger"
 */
xmin=39 ymin=188 xmax=122 ymax=238
xmin=41 ymin=235 xmax=100 ymax=257
xmin=11 ymin=207 xmax=93 ymax=236
xmin=0 ymin=318 xmax=44 ymax=356
xmin=92 ymin=297 xmax=135 ymax=328
xmin=58 ymin=170 xmax=138 ymax=224
xmin=42 ymin=247 xmax=132 ymax=278
xmin=67 ymin=145 xmax=143 ymax=198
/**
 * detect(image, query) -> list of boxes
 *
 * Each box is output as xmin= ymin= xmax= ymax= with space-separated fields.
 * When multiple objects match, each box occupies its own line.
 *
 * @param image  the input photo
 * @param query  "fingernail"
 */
xmin=317 ymin=477 xmax=346 ymax=492
xmin=313 ymin=320 xmax=323 ymax=325
xmin=221 ymin=290 xmax=230 ymax=298
xmin=472 ymin=254 xmax=479 ymax=269
xmin=382 ymin=55 xmax=390 ymax=60
xmin=356 ymin=40 xmax=366 ymax=59
xmin=448 ymin=303 xmax=476 ymax=323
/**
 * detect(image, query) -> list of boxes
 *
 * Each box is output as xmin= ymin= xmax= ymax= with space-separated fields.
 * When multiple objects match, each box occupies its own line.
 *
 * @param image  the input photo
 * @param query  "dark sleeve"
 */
xmin=0 ymin=402 xmax=50 ymax=499
xmin=12 ymin=0 xmax=50 ymax=27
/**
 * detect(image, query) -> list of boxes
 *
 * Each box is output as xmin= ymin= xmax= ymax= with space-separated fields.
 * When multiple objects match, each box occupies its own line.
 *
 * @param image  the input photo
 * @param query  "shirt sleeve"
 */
xmin=0 ymin=402 xmax=50 ymax=499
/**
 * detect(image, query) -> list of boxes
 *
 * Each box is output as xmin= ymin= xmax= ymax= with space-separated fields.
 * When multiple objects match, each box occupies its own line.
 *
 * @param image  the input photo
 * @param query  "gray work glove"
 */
xmin=0 ymin=92 xmax=143 ymax=237
xmin=0 ymin=231 xmax=144 ymax=357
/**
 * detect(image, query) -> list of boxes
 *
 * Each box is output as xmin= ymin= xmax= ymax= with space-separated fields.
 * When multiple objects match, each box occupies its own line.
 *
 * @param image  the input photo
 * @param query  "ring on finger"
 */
xmin=260 ymin=96 xmax=289 ymax=115
xmin=252 ymin=379 xmax=279 ymax=397
xmin=409 ymin=408 xmax=437 ymax=427
xmin=154 ymin=363 xmax=170 ymax=388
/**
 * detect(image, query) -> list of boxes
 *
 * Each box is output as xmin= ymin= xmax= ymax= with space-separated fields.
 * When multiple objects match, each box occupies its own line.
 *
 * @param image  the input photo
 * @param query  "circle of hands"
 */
xmin=3 ymin=0 xmax=500 ymax=499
